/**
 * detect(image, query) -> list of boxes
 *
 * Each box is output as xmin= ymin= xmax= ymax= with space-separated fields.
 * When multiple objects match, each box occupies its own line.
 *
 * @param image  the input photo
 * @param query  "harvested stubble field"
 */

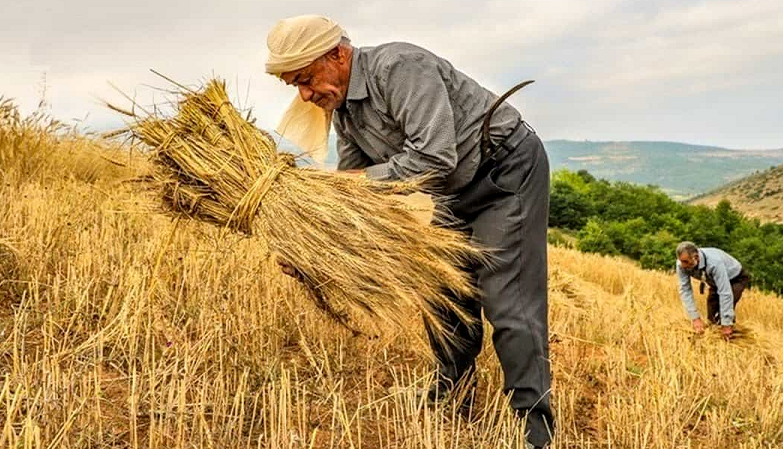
xmin=1 ymin=99 xmax=783 ymax=448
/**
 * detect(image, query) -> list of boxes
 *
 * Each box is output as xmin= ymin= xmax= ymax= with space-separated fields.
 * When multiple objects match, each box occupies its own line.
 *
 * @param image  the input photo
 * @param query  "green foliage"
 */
xmin=550 ymin=169 xmax=783 ymax=294
xmin=547 ymin=228 xmax=575 ymax=249
xmin=604 ymin=218 xmax=649 ymax=258
xmin=550 ymin=179 xmax=593 ymax=230
xmin=639 ymin=230 xmax=679 ymax=270
xmin=577 ymin=219 xmax=619 ymax=255
xmin=552 ymin=169 xmax=593 ymax=194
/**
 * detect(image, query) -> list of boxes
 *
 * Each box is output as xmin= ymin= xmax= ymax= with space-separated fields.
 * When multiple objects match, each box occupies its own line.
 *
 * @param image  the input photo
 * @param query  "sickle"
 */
xmin=481 ymin=80 xmax=535 ymax=161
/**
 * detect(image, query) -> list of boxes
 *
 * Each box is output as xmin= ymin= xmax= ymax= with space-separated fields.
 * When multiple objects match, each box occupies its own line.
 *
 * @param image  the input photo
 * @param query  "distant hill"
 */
xmin=544 ymin=140 xmax=783 ymax=200
xmin=690 ymin=163 xmax=783 ymax=224
xmin=284 ymin=136 xmax=783 ymax=200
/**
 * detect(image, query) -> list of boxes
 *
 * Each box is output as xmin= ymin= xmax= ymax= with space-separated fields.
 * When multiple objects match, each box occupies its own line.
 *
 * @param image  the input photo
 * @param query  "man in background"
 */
xmin=676 ymin=241 xmax=751 ymax=340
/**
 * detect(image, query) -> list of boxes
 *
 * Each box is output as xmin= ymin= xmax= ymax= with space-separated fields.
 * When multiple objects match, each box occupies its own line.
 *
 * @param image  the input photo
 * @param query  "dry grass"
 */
xmin=1 ymin=99 xmax=783 ymax=448
xmin=0 ymin=96 xmax=143 ymax=186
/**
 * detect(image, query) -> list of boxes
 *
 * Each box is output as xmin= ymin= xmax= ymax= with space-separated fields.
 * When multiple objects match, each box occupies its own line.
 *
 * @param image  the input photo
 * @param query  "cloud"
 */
xmin=572 ymin=0 xmax=783 ymax=94
xmin=1 ymin=0 xmax=782 ymax=148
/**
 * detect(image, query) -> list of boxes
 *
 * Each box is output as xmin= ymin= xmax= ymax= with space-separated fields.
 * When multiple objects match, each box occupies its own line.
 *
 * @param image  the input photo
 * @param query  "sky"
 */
xmin=2 ymin=0 xmax=782 ymax=149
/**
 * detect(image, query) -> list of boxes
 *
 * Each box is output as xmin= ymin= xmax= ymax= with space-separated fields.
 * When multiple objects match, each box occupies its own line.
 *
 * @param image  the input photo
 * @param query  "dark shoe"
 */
xmin=513 ymin=406 xmax=553 ymax=449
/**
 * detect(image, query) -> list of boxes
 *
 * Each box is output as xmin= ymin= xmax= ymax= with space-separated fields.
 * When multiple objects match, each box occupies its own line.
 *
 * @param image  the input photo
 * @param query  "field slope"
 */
xmin=2 ymin=110 xmax=782 ymax=448
xmin=691 ymin=163 xmax=783 ymax=224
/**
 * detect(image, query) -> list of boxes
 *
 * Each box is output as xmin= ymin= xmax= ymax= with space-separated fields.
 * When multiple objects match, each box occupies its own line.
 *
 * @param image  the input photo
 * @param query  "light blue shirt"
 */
xmin=676 ymin=247 xmax=743 ymax=325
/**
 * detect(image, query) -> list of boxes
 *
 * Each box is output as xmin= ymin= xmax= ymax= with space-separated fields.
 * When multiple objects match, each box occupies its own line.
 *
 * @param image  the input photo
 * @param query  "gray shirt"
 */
xmin=333 ymin=42 xmax=522 ymax=194
xmin=676 ymin=247 xmax=743 ymax=325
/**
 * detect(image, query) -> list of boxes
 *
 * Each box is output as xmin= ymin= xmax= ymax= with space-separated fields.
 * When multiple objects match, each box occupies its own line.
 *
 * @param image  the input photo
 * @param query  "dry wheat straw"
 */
xmin=110 ymin=78 xmax=484 ymax=342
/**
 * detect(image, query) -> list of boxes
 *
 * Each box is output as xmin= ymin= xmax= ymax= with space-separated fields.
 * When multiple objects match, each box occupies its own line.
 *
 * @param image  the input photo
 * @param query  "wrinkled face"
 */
xmin=679 ymin=251 xmax=699 ymax=270
xmin=280 ymin=46 xmax=351 ymax=111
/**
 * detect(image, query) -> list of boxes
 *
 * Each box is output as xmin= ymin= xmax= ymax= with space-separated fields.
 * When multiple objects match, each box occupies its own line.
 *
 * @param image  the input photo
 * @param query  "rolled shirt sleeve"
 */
xmin=709 ymin=261 xmax=736 ymax=326
xmin=677 ymin=264 xmax=700 ymax=320
xmin=364 ymin=53 xmax=458 ymax=190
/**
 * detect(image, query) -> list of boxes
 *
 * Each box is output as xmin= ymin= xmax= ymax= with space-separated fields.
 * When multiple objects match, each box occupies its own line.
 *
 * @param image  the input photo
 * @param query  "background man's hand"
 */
xmin=692 ymin=317 xmax=705 ymax=334
xmin=721 ymin=325 xmax=733 ymax=341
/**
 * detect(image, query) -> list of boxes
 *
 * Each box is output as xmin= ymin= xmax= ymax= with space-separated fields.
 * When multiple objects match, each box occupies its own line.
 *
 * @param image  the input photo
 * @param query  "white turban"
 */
xmin=266 ymin=15 xmax=348 ymax=164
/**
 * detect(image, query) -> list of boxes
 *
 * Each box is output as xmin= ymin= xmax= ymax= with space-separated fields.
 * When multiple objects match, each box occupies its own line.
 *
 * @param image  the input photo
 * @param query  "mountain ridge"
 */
xmin=286 ymin=137 xmax=783 ymax=199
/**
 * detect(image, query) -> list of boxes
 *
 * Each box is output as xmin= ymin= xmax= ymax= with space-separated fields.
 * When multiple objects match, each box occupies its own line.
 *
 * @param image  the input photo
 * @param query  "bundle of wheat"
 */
xmin=109 ymin=78 xmax=483 ymax=340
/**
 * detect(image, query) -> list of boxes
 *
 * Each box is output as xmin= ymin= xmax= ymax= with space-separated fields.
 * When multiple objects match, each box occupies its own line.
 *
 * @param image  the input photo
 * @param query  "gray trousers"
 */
xmin=425 ymin=126 xmax=553 ymax=447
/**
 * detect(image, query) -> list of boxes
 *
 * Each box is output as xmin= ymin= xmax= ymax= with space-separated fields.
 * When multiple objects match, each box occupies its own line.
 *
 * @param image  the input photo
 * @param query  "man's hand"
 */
xmin=692 ymin=317 xmax=705 ymax=334
xmin=721 ymin=325 xmax=733 ymax=341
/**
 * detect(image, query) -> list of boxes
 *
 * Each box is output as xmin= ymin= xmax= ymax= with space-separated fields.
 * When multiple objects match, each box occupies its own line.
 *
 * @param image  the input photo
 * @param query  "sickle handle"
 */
xmin=481 ymin=80 xmax=535 ymax=160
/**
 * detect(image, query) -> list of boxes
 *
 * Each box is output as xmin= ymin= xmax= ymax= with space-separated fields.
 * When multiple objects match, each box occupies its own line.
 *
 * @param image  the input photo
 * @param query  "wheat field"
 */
xmin=1 ymin=101 xmax=782 ymax=448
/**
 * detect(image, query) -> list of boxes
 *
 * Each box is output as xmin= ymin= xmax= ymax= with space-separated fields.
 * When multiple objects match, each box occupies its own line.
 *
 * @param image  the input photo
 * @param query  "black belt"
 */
xmin=482 ymin=118 xmax=535 ymax=168
xmin=469 ymin=118 xmax=534 ymax=188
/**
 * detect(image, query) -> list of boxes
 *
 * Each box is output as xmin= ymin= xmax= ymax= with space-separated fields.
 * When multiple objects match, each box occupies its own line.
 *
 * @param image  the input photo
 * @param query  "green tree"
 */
xmin=639 ymin=231 xmax=680 ymax=270
xmin=606 ymin=217 xmax=649 ymax=258
xmin=552 ymin=169 xmax=593 ymax=194
xmin=577 ymin=219 xmax=619 ymax=255
xmin=549 ymin=180 xmax=593 ymax=230
xmin=576 ymin=169 xmax=596 ymax=185
xmin=684 ymin=206 xmax=728 ymax=249
xmin=715 ymin=200 xmax=742 ymax=235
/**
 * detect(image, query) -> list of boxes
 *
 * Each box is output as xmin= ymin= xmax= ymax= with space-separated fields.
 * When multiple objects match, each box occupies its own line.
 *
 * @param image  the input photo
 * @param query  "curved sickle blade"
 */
xmin=481 ymin=80 xmax=535 ymax=160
